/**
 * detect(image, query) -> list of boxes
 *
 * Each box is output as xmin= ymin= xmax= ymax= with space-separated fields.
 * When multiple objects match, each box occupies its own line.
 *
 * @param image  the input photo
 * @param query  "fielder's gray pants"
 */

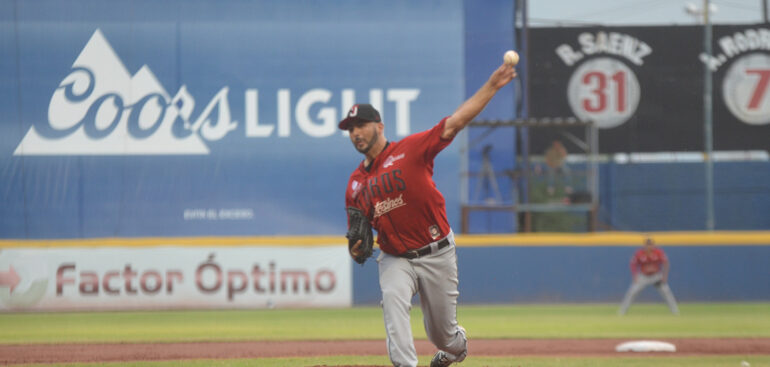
xmin=619 ymin=272 xmax=680 ymax=315
xmin=377 ymin=232 xmax=467 ymax=367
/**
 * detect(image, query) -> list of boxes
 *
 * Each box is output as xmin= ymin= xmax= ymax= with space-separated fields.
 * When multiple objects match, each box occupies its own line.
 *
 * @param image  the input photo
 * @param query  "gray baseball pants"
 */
xmin=376 ymin=232 xmax=467 ymax=367
xmin=619 ymin=272 xmax=680 ymax=315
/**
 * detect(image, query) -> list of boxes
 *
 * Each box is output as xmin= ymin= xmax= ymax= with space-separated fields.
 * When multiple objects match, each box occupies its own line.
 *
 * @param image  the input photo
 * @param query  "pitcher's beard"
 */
xmin=355 ymin=134 xmax=378 ymax=154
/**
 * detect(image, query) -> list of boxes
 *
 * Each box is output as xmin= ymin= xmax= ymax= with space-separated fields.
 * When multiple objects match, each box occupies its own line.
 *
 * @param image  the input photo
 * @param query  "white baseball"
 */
xmin=504 ymin=50 xmax=519 ymax=66
xmin=741 ymin=361 xmax=750 ymax=367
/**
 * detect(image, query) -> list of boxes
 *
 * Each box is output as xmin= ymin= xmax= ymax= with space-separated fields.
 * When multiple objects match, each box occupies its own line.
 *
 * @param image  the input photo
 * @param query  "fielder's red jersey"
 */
xmin=345 ymin=117 xmax=453 ymax=255
xmin=629 ymin=247 xmax=668 ymax=276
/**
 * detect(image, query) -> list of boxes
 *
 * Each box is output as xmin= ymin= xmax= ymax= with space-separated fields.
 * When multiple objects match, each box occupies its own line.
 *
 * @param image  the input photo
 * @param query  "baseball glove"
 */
xmin=346 ymin=207 xmax=374 ymax=264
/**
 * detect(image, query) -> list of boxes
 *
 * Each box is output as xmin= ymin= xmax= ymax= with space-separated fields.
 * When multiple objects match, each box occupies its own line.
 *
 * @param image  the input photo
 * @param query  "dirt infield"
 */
xmin=1 ymin=338 xmax=769 ymax=365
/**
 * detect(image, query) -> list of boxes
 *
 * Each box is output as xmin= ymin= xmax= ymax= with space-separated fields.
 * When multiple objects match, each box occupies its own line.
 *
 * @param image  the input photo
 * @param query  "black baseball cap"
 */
xmin=338 ymin=103 xmax=381 ymax=130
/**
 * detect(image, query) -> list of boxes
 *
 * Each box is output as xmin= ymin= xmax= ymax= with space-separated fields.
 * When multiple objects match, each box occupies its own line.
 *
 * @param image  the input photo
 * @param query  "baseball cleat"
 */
xmin=430 ymin=326 xmax=467 ymax=367
xmin=430 ymin=351 xmax=453 ymax=367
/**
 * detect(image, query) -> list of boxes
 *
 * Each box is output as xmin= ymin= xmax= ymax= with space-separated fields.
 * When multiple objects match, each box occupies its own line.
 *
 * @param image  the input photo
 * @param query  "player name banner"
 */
xmin=0 ymin=245 xmax=351 ymax=311
xmin=529 ymin=24 xmax=770 ymax=154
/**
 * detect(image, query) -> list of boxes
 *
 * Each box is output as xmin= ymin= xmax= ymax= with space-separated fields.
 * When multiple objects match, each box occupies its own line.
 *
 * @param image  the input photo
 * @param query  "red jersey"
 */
xmin=630 ymin=247 xmax=668 ymax=276
xmin=345 ymin=117 xmax=453 ymax=255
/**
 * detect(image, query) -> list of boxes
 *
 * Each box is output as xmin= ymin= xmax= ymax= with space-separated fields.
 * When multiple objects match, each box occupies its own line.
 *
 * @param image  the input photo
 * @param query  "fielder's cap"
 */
xmin=338 ymin=103 xmax=381 ymax=130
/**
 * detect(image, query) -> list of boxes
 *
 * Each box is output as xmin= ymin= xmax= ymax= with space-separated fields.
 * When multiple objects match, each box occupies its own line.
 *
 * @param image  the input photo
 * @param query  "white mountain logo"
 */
xmin=13 ymin=29 xmax=237 ymax=155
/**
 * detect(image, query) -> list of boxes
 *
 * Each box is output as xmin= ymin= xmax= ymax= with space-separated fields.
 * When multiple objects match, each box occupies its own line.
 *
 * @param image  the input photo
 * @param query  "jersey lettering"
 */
xmin=366 ymin=170 xmax=407 ymax=201
xmin=368 ymin=176 xmax=382 ymax=198
xmin=392 ymin=169 xmax=406 ymax=191
xmin=381 ymin=172 xmax=394 ymax=193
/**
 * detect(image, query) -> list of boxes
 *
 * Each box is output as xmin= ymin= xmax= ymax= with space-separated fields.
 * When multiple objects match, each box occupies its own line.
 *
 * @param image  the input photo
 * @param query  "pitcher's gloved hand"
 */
xmin=345 ymin=207 xmax=374 ymax=264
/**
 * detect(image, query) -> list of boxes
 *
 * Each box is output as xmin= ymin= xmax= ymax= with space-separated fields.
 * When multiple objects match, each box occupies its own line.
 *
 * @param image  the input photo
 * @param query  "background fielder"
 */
xmin=619 ymin=237 xmax=680 ymax=315
xmin=342 ymin=63 xmax=516 ymax=367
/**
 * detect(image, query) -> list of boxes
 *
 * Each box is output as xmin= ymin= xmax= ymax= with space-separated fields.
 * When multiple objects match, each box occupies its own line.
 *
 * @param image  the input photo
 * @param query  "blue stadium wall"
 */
xmin=353 ymin=234 xmax=770 ymax=305
xmin=1 ymin=0 xmax=474 ymax=238
xmin=4 ymin=1 xmax=766 ymax=237
xmin=466 ymin=160 xmax=770 ymax=233
xmin=599 ymin=161 xmax=770 ymax=231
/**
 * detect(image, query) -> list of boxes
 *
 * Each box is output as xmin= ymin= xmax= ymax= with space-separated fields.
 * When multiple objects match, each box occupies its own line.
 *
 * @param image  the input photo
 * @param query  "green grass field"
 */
xmin=13 ymin=356 xmax=770 ymax=367
xmin=2 ymin=302 xmax=769 ymax=366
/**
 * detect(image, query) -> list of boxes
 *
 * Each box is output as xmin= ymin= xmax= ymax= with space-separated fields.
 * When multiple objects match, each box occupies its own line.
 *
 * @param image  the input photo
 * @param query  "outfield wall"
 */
xmin=3 ymin=2 xmax=768 ymax=240
xmin=0 ymin=0 xmax=475 ymax=238
xmin=598 ymin=161 xmax=770 ymax=231
xmin=353 ymin=232 xmax=770 ymax=305
xmin=1 ymin=232 xmax=768 ymax=311
xmin=0 ymin=238 xmax=351 ymax=311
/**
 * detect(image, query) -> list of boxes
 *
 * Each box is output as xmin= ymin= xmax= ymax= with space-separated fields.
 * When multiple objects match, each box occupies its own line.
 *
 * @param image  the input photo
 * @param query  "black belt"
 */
xmin=398 ymin=238 xmax=450 ymax=259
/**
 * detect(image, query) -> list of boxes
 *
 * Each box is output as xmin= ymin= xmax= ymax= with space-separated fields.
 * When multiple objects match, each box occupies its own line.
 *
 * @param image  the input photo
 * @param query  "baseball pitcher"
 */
xmin=342 ymin=63 xmax=517 ymax=367
xmin=619 ymin=237 xmax=680 ymax=315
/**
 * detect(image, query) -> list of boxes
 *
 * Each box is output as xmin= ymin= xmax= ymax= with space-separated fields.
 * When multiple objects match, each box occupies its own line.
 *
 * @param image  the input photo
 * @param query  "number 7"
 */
xmin=746 ymin=69 xmax=770 ymax=110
